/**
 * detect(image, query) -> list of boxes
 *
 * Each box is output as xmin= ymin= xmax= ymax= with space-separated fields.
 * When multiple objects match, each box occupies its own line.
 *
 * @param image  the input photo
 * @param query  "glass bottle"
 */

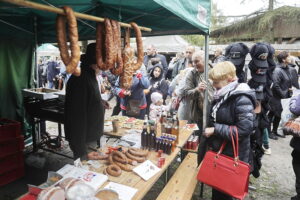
xmin=150 ymin=124 xmax=156 ymax=150
xmin=141 ymin=121 xmax=148 ymax=149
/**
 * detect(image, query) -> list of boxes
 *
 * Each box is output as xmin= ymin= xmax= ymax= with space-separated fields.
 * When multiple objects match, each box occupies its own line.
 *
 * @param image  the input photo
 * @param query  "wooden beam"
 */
xmin=288 ymin=37 xmax=298 ymax=44
xmin=0 ymin=0 xmax=152 ymax=32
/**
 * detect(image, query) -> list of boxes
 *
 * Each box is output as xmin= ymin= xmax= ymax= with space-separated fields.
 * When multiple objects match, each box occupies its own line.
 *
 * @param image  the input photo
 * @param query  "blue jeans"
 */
xmin=48 ymin=81 xmax=54 ymax=89
xmin=263 ymin=128 xmax=269 ymax=148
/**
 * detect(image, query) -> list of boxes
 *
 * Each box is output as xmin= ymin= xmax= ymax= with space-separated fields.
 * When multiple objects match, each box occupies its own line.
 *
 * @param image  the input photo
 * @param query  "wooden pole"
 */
xmin=0 ymin=0 xmax=152 ymax=32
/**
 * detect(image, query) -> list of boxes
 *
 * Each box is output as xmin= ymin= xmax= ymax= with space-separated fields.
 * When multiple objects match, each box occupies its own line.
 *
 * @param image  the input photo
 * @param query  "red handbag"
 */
xmin=197 ymin=126 xmax=250 ymax=200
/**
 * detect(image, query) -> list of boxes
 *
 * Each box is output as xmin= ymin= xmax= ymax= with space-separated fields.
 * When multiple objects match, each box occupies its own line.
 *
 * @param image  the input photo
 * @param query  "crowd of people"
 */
xmin=37 ymin=56 xmax=69 ymax=90
xmin=62 ymin=42 xmax=300 ymax=200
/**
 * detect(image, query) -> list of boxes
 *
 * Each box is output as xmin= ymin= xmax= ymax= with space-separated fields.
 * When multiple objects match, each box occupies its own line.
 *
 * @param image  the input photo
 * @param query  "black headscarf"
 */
xmin=80 ymin=43 xmax=96 ymax=69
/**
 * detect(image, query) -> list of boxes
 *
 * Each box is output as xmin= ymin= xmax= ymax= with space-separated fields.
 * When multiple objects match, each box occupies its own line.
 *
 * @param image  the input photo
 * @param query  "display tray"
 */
xmin=22 ymin=88 xmax=59 ymax=100
xmin=54 ymin=91 xmax=65 ymax=101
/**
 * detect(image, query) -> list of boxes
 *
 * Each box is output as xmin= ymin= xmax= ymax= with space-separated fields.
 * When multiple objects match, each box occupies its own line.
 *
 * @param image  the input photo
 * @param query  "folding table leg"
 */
xmin=200 ymin=182 xmax=204 ymax=198
xmin=165 ymin=167 xmax=169 ymax=184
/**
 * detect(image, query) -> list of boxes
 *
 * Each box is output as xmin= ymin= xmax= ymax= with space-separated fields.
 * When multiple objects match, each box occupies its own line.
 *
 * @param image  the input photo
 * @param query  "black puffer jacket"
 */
xmin=208 ymin=83 xmax=256 ymax=163
xmin=272 ymin=64 xmax=299 ymax=99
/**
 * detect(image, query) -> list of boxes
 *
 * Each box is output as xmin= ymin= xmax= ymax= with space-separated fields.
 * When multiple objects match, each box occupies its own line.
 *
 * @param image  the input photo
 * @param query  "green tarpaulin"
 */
xmin=0 ymin=0 xmax=211 ymax=43
xmin=0 ymin=39 xmax=34 ymax=121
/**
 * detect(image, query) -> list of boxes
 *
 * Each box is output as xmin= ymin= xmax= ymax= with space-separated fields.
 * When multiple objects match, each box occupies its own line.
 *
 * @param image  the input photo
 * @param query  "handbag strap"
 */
xmin=217 ymin=126 xmax=239 ymax=162
xmin=230 ymin=126 xmax=239 ymax=161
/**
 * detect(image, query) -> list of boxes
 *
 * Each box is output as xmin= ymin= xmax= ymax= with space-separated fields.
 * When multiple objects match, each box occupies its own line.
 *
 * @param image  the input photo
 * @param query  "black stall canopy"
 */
xmin=0 ymin=0 xmax=211 ymax=132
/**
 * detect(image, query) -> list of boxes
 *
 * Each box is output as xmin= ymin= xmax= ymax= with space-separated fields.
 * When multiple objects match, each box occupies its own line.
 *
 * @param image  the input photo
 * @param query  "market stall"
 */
xmin=0 ymin=0 xmax=211 ymax=123
xmin=0 ymin=0 xmax=211 ymax=198
xmin=18 ymin=116 xmax=196 ymax=200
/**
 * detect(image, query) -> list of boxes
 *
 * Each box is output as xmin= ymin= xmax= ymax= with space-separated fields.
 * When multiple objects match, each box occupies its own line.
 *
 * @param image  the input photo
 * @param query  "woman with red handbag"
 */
xmin=202 ymin=61 xmax=256 ymax=200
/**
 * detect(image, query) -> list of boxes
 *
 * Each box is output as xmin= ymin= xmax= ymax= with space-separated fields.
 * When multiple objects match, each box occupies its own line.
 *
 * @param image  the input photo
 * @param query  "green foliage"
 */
xmin=211 ymin=6 xmax=300 ymax=43
xmin=182 ymin=35 xmax=205 ymax=47
xmin=210 ymin=2 xmax=228 ymax=31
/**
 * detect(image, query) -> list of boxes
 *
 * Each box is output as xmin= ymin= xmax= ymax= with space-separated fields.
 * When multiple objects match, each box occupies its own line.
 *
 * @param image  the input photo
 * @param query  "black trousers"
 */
xmin=112 ymin=96 xmax=121 ymax=116
xmin=268 ymin=111 xmax=281 ymax=133
xmin=212 ymin=189 xmax=233 ymax=200
xmin=292 ymin=150 xmax=300 ymax=196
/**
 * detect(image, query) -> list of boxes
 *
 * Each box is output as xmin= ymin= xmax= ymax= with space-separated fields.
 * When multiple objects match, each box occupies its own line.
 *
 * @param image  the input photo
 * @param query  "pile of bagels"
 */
xmin=56 ymin=6 xmax=144 ymax=90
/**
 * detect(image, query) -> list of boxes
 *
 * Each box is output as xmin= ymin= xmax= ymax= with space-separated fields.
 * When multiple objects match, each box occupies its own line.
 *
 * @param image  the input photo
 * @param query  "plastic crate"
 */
xmin=0 ymin=118 xmax=21 ymax=141
xmin=0 ymin=166 xmax=24 ymax=186
xmin=0 ymin=152 xmax=24 ymax=174
xmin=0 ymin=136 xmax=24 ymax=158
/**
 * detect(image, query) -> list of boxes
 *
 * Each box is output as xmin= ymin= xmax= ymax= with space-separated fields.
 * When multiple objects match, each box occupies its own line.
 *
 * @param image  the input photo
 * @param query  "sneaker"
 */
xmin=269 ymin=132 xmax=278 ymax=140
xmin=262 ymin=146 xmax=272 ymax=155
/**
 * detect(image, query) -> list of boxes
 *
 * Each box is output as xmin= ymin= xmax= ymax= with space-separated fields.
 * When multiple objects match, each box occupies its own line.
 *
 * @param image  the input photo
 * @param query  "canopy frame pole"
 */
xmin=34 ymin=16 xmax=39 ymax=88
xmin=0 ymin=19 xmax=34 ymax=35
xmin=41 ymin=0 xmax=96 ymax=30
xmin=202 ymin=34 xmax=209 ymax=129
xmin=0 ymin=0 xmax=152 ymax=32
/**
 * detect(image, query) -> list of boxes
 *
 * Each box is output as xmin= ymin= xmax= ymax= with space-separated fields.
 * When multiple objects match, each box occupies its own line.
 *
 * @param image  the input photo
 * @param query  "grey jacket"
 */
xmin=181 ymin=68 xmax=214 ymax=123
xmin=172 ymin=58 xmax=188 ymax=79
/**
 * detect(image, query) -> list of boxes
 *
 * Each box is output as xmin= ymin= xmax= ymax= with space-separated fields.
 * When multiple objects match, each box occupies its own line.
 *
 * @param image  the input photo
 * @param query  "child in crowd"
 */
xmin=149 ymin=92 xmax=170 ymax=121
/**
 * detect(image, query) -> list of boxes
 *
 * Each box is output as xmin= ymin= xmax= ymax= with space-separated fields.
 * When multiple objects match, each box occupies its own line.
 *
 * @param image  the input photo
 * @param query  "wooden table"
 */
xmin=96 ymin=124 xmax=194 ymax=200
xmin=19 ymin=122 xmax=194 ymax=200
xmin=93 ymin=147 xmax=181 ymax=200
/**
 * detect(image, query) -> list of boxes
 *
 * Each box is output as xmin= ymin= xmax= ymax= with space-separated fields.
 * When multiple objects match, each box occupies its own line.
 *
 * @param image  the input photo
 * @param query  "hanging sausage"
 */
xmin=56 ymin=6 xmax=81 ymax=76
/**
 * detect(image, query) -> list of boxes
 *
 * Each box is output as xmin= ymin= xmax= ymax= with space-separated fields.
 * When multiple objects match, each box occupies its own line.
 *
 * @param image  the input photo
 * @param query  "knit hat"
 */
xmin=151 ymin=92 xmax=163 ymax=104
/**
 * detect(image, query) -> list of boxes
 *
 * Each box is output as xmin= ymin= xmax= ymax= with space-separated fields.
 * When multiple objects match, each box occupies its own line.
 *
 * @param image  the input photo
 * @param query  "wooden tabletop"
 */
xmin=93 ymin=148 xmax=181 ymax=200
xmin=19 ymin=121 xmax=194 ymax=200
xmin=104 ymin=120 xmax=195 ymax=148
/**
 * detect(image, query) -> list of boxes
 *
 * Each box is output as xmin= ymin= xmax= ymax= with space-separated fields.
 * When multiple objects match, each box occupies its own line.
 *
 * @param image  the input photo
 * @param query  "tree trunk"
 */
xmin=269 ymin=0 xmax=274 ymax=11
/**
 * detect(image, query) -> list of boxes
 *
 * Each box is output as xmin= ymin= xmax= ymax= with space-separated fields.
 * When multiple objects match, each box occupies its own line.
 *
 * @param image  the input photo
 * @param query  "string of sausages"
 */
xmin=55 ymin=6 xmax=143 ymax=89
xmin=96 ymin=19 xmax=144 ymax=89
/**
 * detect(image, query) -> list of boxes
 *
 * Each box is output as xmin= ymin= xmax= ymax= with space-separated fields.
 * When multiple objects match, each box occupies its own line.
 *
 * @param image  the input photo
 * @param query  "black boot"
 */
xmin=291 ymin=195 xmax=300 ymax=200
xmin=269 ymin=132 xmax=278 ymax=140
xmin=274 ymin=131 xmax=286 ymax=138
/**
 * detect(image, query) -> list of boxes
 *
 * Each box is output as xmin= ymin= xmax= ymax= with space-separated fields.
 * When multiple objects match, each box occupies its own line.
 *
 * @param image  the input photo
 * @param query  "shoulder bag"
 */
xmin=197 ymin=126 xmax=250 ymax=200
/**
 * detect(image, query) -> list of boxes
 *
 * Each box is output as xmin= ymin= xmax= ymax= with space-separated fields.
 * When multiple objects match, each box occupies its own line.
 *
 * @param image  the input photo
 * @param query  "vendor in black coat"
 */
xmin=64 ymin=43 xmax=108 ymax=160
xmin=203 ymin=61 xmax=256 ymax=200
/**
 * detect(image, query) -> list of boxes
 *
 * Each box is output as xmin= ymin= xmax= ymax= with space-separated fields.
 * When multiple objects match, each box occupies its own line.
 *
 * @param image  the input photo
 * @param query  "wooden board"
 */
xmin=156 ymin=153 xmax=199 ymax=200
xmin=93 ymin=148 xmax=181 ymax=200
xmin=176 ymin=127 xmax=194 ymax=148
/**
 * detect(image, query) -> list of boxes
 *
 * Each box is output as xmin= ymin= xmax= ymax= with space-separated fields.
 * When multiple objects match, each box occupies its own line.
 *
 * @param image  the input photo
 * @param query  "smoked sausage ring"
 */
xmin=125 ymin=151 xmax=146 ymax=163
xmin=110 ymin=20 xmax=123 ymax=75
xmin=111 ymin=151 xmax=128 ymax=164
xmin=120 ymin=28 xmax=134 ymax=90
xmin=105 ymin=164 xmax=122 ymax=177
xmin=130 ymin=22 xmax=143 ymax=71
xmin=128 ymin=148 xmax=148 ymax=157
xmin=114 ymin=161 xmax=134 ymax=172
xmin=96 ymin=19 xmax=115 ymax=71
xmin=56 ymin=6 xmax=81 ymax=76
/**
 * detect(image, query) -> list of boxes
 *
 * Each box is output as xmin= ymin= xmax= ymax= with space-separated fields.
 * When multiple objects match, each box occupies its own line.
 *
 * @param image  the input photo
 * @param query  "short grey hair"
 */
xmin=192 ymin=50 xmax=204 ymax=61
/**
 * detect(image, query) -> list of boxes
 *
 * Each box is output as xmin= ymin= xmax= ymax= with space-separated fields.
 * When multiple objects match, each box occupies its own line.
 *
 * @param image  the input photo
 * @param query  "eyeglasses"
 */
xmin=186 ymin=51 xmax=193 ymax=54
xmin=192 ymin=60 xmax=200 ymax=64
